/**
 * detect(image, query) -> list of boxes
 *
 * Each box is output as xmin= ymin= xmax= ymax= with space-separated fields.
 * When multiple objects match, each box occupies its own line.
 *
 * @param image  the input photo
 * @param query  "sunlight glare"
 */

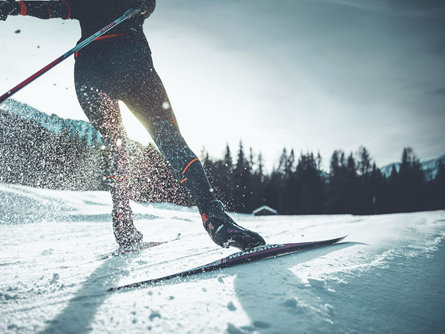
xmin=118 ymin=101 xmax=154 ymax=146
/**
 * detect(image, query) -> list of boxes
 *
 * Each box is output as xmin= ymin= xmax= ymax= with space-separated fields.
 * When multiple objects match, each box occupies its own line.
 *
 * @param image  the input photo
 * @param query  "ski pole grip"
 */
xmin=124 ymin=8 xmax=142 ymax=18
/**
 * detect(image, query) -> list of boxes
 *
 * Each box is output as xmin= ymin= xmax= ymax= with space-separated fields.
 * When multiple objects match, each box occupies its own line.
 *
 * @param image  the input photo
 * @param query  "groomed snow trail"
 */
xmin=1 ymin=183 xmax=444 ymax=333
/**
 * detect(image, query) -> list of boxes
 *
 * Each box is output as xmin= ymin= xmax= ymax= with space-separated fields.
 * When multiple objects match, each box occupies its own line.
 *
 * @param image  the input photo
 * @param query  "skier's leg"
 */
xmin=121 ymin=69 xmax=215 ymax=212
xmin=74 ymin=81 xmax=142 ymax=247
xmin=121 ymin=66 xmax=265 ymax=250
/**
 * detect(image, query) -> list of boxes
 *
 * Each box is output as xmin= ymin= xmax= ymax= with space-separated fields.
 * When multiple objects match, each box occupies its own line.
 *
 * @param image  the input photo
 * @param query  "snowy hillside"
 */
xmin=1 ymin=183 xmax=444 ymax=333
xmin=0 ymin=99 xmax=102 ymax=146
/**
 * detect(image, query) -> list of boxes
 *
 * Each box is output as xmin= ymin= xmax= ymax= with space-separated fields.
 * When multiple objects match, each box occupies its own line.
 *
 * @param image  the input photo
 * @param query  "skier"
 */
xmin=0 ymin=0 xmax=266 ymax=250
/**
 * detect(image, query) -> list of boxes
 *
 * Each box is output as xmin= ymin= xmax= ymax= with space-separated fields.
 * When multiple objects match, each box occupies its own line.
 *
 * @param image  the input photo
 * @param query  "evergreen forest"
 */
xmin=201 ymin=143 xmax=445 ymax=215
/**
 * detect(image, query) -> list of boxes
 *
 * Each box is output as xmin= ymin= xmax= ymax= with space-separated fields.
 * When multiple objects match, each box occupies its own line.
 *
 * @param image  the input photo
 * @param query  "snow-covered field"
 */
xmin=1 ymin=183 xmax=444 ymax=334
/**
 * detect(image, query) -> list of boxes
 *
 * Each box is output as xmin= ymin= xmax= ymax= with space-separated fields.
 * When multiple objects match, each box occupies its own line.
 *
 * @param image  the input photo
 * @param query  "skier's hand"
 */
xmin=0 ymin=0 xmax=17 ymax=21
xmin=138 ymin=0 xmax=156 ymax=18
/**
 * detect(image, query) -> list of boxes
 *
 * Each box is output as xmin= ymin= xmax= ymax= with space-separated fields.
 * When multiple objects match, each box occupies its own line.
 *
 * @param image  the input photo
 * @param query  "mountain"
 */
xmin=0 ymin=99 xmax=103 ymax=146
xmin=380 ymin=154 xmax=445 ymax=181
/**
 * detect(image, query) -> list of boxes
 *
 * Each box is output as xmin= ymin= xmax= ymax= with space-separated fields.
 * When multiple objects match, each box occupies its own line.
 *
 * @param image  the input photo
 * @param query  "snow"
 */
xmin=1 ymin=183 xmax=444 ymax=333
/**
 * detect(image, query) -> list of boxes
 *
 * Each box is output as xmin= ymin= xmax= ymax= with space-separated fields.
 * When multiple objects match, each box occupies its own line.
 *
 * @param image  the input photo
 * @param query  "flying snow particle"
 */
xmin=227 ymin=301 xmax=237 ymax=311
xmin=49 ymin=273 xmax=60 ymax=285
xmin=162 ymin=101 xmax=170 ymax=110
xmin=149 ymin=310 xmax=161 ymax=321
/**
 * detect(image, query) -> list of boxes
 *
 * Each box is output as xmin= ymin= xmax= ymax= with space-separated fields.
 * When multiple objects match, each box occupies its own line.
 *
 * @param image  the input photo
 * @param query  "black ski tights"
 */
xmin=74 ymin=36 xmax=215 ymax=214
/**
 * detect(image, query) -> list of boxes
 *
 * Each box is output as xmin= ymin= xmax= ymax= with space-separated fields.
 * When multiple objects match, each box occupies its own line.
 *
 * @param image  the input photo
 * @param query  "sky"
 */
xmin=1 ymin=0 xmax=445 ymax=171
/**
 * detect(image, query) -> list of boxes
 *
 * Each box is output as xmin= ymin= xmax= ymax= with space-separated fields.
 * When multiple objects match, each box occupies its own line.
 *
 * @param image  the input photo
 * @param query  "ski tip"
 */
xmin=331 ymin=235 xmax=348 ymax=243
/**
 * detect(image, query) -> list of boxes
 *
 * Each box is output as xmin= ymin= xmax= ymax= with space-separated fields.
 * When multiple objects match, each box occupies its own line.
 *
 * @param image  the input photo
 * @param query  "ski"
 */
xmin=108 ymin=235 xmax=346 ymax=292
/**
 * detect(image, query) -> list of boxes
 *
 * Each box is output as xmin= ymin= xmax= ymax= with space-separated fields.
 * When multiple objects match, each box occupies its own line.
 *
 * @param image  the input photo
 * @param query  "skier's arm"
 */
xmin=4 ymin=1 xmax=71 ymax=20
xmin=0 ymin=0 xmax=16 ymax=20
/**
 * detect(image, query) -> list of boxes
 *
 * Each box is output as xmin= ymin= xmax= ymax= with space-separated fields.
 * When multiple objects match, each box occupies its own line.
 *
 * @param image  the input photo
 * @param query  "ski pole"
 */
xmin=0 ymin=8 xmax=142 ymax=104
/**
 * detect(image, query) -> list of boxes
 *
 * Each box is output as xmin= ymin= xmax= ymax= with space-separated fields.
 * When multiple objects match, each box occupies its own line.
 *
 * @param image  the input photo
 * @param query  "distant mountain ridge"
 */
xmin=380 ymin=154 xmax=445 ymax=181
xmin=0 ymin=99 xmax=103 ymax=146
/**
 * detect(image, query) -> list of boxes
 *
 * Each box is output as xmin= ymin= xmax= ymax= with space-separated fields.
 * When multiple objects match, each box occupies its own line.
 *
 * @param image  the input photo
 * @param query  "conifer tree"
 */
xmin=433 ymin=162 xmax=445 ymax=209
xmin=252 ymin=152 xmax=267 ymax=207
xmin=292 ymin=152 xmax=325 ymax=214
xmin=398 ymin=147 xmax=426 ymax=211
xmin=233 ymin=141 xmax=252 ymax=212
xmin=327 ymin=150 xmax=349 ymax=213
xmin=357 ymin=146 xmax=372 ymax=176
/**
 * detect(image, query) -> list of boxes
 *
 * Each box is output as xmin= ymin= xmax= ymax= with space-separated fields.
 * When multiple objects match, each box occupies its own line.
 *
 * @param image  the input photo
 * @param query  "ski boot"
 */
xmin=200 ymin=201 xmax=266 ymax=251
xmin=112 ymin=207 xmax=143 ymax=248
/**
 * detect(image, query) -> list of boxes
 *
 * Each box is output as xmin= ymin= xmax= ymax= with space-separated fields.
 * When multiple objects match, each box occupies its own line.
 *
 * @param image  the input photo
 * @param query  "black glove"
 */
xmin=138 ymin=0 xmax=156 ymax=18
xmin=0 ymin=0 xmax=17 ymax=21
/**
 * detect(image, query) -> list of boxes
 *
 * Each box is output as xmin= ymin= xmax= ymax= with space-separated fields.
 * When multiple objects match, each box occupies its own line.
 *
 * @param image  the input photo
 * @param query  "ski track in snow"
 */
xmin=0 ymin=183 xmax=444 ymax=333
